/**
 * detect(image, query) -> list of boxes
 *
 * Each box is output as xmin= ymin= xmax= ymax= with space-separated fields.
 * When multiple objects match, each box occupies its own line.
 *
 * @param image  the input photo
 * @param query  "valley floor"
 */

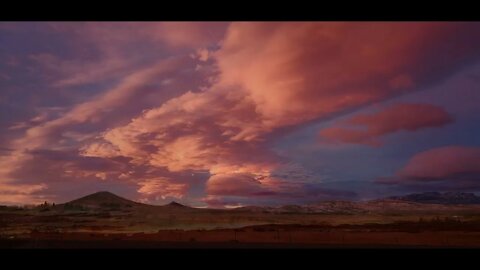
xmin=2 ymin=225 xmax=480 ymax=248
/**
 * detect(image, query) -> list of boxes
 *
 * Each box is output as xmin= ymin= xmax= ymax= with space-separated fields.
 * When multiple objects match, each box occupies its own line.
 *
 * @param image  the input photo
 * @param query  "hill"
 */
xmin=64 ymin=191 xmax=144 ymax=209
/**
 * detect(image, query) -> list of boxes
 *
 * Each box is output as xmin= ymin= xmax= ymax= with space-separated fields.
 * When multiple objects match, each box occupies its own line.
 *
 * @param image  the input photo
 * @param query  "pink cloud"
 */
xmin=399 ymin=146 xmax=480 ymax=180
xmin=214 ymin=22 xmax=479 ymax=132
xmin=36 ymin=22 xmax=227 ymax=88
xmin=137 ymin=177 xmax=188 ymax=201
xmin=0 ymin=57 xmax=193 ymax=184
xmin=201 ymin=195 xmax=245 ymax=208
xmin=78 ymin=22 xmax=480 ymax=203
xmin=157 ymin=22 xmax=227 ymax=48
xmin=206 ymin=173 xmax=274 ymax=197
xmin=319 ymin=103 xmax=453 ymax=146
xmin=203 ymin=166 xmax=357 ymax=207
xmin=0 ymin=183 xmax=48 ymax=205
xmin=202 ymin=179 xmax=357 ymax=208
xmin=0 ymin=194 xmax=48 ymax=206
xmin=3 ymin=22 xmax=480 ymax=204
xmin=29 ymin=52 xmax=128 ymax=88
xmin=377 ymin=146 xmax=480 ymax=192
xmin=0 ymin=183 xmax=47 ymax=194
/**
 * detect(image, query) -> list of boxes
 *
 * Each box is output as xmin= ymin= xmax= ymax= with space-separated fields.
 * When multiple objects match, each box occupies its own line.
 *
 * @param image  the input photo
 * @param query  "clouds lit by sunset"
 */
xmin=1 ymin=22 xmax=480 ymax=207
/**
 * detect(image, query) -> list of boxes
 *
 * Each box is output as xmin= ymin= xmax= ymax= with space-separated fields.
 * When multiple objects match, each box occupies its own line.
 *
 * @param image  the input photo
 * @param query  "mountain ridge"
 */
xmin=64 ymin=191 xmax=190 ymax=209
xmin=57 ymin=191 xmax=480 ymax=213
xmin=387 ymin=191 xmax=480 ymax=205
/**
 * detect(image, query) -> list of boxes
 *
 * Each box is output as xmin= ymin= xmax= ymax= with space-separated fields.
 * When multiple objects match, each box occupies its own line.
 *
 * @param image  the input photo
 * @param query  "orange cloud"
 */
xmin=137 ymin=177 xmax=188 ymax=200
xmin=0 ymin=57 xmax=191 ymax=184
xmin=80 ymin=22 xmax=480 ymax=201
xmin=0 ymin=183 xmax=48 ymax=205
xmin=319 ymin=103 xmax=454 ymax=146
xmin=4 ymin=22 xmax=480 ymax=204
xmin=215 ymin=22 xmax=478 ymax=132
xmin=0 ymin=194 xmax=48 ymax=206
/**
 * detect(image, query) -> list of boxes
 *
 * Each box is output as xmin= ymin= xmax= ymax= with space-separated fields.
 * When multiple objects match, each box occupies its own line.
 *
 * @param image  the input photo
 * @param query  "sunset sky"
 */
xmin=1 ymin=22 xmax=480 ymax=207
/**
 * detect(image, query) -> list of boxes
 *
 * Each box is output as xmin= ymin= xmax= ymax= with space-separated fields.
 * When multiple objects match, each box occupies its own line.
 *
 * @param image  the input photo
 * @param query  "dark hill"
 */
xmin=64 ymin=191 xmax=142 ymax=209
xmin=167 ymin=201 xmax=187 ymax=207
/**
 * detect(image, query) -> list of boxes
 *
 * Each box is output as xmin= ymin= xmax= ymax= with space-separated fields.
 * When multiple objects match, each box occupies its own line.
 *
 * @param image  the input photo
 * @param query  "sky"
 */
xmin=1 ymin=22 xmax=480 ymax=207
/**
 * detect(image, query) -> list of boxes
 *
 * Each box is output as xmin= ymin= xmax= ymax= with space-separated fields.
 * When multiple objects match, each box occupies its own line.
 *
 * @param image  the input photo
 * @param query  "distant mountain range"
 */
xmin=3 ymin=191 xmax=480 ymax=244
xmin=387 ymin=192 xmax=480 ymax=205
xmin=234 ymin=192 xmax=480 ymax=213
xmin=4 ymin=190 xmax=474 ymax=232
xmin=52 ymin=191 xmax=480 ymax=215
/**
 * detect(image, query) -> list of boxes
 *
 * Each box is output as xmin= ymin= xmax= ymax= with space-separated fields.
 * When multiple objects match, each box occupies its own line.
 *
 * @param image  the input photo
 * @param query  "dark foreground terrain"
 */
xmin=2 ymin=223 xmax=480 ymax=248
xmin=2 ymin=191 xmax=480 ymax=248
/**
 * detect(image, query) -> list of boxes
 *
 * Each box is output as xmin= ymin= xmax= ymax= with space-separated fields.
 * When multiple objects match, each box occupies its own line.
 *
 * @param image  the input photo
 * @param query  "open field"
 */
xmin=2 ymin=225 xmax=480 ymax=248
xmin=2 ymin=192 xmax=480 ymax=248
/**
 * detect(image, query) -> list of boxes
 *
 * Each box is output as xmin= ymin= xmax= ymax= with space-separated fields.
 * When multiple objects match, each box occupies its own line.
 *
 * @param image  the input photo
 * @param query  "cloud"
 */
xmin=206 ymin=173 xmax=276 ymax=197
xmin=3 ymin=22 xmax=480 ymax=205
xmin=156 ymin=22 xmax=228 ymax=48
xmin=319 ymin=103 xmax=454 ymax=146
xmin=214 ymin=22 xmax=480 ymax=132
xmin=0 ymin=183 xmax=48 ymax=205
xmin=8 ymin=149 xmax=129 ymax=185
xmin=81 ymin=87 xmax=282 ymax=175
xmin=399 ymin=146 xmax=480 ymax=180
xmin=203 ymin=162 xmax=357 ymax=207
xmin=29 ymin=52 xmax=128 ymax=88
xmin=201 ymin=196 xmax=245 ymax=208
xmin=0 ymin=23 xmax=220 ymax=204
xmin=377 ymin=146 xmax=480 ymax=191
xmin=205 ymin=172 xmax=354 ymax=197
xmin=0 ymin=57 xmax=195 ymax=184
xmin=0 ymin=183 xmax=47 ymax=195
xmin=137 ymin=177 xmax=188 ymax=201
xmin=78 ymin=22 xmax=480 ymax=205
xmin=202 ymin=185 xmax=357 ymax=208
xmin=45 ymin=22 xmax=227 ymax=48
xmin=30 ymin=22 xmax=228 ymax=88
